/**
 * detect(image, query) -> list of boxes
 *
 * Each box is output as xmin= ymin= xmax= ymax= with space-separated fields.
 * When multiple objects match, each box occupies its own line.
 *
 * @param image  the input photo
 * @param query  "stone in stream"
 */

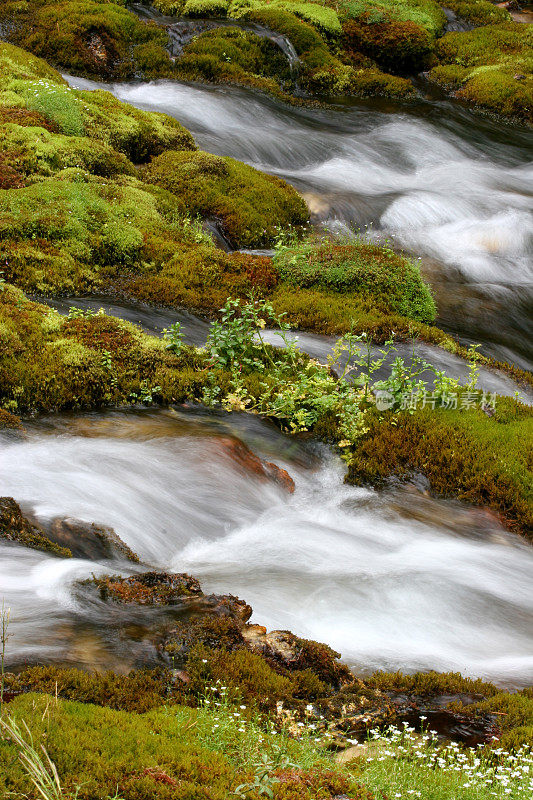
xmin=47 ymin=516 xmax=140 ymax=563
xmin=0 ymin=497 xmax=71 ymax=558
xmin=216 ymin=437 xmax=295 ymax=493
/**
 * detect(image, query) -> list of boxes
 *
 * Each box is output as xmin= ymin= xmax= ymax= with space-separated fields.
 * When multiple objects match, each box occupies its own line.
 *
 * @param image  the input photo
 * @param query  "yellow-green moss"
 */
xmin=143 ymin=149 xmax=309 ymax=248
xmin=430 ymin=24 xmax=533 ymax=123
xmin=346 ymin=397 xmax=533 ymax=538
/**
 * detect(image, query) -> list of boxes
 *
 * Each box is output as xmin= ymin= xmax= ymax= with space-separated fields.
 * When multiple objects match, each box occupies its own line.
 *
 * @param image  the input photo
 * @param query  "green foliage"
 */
xmin=274 ymin=236 xmax=436 ymax=323
xmin=144 ymin=149 xmax=308 ymax=248
xmin=279 ymin=3 xmax=342 ymax=37
xmin=430 ymin=24 xmax=533 ymax=123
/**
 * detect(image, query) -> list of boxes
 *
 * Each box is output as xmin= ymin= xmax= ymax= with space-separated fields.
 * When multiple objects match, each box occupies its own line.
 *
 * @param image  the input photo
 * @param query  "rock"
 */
xmin=0 ymin=498 xmax=71 ymax=558
xmin=264 ymin=462 xmax=295 ymax=493
xmin=47 ymin=517 xmax=140 ymax=562
xmin=242 ymin=627 xmax=352 ymax=686
xmin=514 ymin=74 xmax=526 ymax=81
xmin=89 ymin=571 xmax=203 ymax=605
xmin=216 ymin=437 xmax=296 ymax=493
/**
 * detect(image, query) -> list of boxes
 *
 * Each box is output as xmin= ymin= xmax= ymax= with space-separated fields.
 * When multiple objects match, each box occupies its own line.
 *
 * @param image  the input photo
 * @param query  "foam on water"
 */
xmin=1 ymin=410 xmax=532 ymax=684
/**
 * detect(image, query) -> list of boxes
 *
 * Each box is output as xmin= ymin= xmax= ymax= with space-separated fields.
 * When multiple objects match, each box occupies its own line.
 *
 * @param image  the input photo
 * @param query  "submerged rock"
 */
xmin=47 ymin=517 xmax=140 ymax=563
xmin=0 ymin=497 xmax=71 ymax=558
xmin=217 ymin=437 xmax=295 ymax=493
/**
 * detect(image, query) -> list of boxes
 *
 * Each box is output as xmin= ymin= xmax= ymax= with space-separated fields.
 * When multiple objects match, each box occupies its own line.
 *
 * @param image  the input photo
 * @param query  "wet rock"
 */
xmin=89 ymin=571 xmax=203 ymax=605
xmin=0 ymin=498 xmax=71 ymax=558
xmin=264 ymin=461 xmax=295 ymax=493
xmin=242 ymin=627 xmax=352 ymax=686
xmin=217 ymin=437 xmax=295 ymax=493
xmin=47 ymin=517 xmax=140 ymax=562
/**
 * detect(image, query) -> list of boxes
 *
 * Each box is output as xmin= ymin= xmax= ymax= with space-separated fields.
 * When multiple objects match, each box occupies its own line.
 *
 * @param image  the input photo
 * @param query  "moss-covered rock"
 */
xmin=274 ymin=237 xmax=436 ymax=323
xmin=429 ymin=23 xmax=533 ymax=124
xmin=0 ymin=284 xmax=208 ymax=413
xmin=342 ymin=16 xmax=434 ymax=74
xmin=443 ymin=0 xmax=511 ymax=27
xmin=345 ymin=397 xmax=533 ymax=538
xmin=0 ymin=496 xmax=72 ymax=557
xmin=0 ymin=0 xmax=175 ymax=80
xmin=143 ymin=149 xmax=309 ymax=248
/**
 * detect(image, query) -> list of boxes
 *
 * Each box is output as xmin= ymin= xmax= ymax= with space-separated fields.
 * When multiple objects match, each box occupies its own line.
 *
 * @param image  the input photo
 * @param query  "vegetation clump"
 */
xmin=0 ymin=496 xmax=72 ymax=557
xmin=274 ymin=235 xmax=436 ymax=322
xmin=144 ymin=149 xmax=309 ymax=248
xmin=0 ymin=0 xmax=175 ymax=80
xmin=429 ymin=23 xmax=533 ymax=123
xmin=346 ymin=397 xmax=533 ymax=538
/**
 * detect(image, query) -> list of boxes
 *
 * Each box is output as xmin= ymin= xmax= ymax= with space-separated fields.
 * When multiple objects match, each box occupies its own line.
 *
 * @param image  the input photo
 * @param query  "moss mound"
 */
xmin=443 ymin=0 xmax=511 ymax=27
xmin=346 ymin=397 xmax=533 ymax=538
xmin=144 ymin=149 xmax=309 ymax=248
xmin=274 ymin=238 xmax=436 ymax=322
xmin=429 ymin=23 xmax=533 ymax=124
xmin=342 ymin=16 xmax=433 ymax=74
xmin=0 ymin=0 xmax=175 ymax=80
xmin=0 ymin=284 xmax=207 ymax=414
xmin=175 ymin=26 xmax=294 ymax=97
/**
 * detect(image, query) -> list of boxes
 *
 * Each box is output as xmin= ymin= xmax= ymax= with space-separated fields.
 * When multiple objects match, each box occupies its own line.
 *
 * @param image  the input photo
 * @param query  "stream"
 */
xmin=67 ymin=74 xmax=533 ymax=371
xmin=2 ymin=60 xmax=532 ymax=687
xmin=2 ymin=408 xmax=533 ymax=685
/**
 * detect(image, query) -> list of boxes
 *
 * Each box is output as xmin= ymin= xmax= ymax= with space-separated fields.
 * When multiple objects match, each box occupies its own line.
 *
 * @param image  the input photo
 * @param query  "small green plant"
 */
xmin=162 ymin=321 xmax=184 ymax=355
xmin=0 ymin=714 xmax=66 ymax=800
xmin=0 ymin=602 xmax=10 ymax=714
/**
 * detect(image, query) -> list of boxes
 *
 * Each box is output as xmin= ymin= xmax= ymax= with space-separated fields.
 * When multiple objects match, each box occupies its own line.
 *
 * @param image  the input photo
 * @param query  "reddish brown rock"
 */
xmin=216 ymin=437 xmax=295 ymax=493
xmin=0 ymin=498 xmax=71 ymax=558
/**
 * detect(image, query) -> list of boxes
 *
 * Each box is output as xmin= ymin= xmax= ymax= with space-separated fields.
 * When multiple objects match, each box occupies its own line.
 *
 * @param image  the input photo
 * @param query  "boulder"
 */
xmin=89 ymin=571 xmax=202 ymax=605
xmin=47 ymin=517 xmax=139 ymax=562
xmin=216 ymin=437 xmax=295 ymax=493
xmin=0 ymin=497 xmax=71 ymax=558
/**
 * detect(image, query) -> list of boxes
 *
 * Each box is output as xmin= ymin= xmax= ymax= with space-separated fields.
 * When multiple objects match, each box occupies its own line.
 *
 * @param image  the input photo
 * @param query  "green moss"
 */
xmin=274 ymin=237 xmax=436 ymax=322
xmin=443 ymin=0 xmax=511 ymax=27
xmin=430 ymin=24 xmax=533 ymax=123
xmin=0 ymin=0 xmax=174 ymax=80
xmin=342 ymin=16 xmax=434 ymax=74
xmin=175 ymin=26 xmax=293 ymax=94
xmin=365 ymin=670 xmax=499 ymax=697
xmin=0 ymin=284 xmax=209 ymax=413
xmin=144 ymin=149 xmax=308 ymax=248
xmin=183 ymin=0 xmax=230 ymax=16
xmin=279 ymin=3 xmax=343 ymax=37
xmin=0 ymin=43 xmax=196 ymax=157
xmin=340 ymin=0 xmax=446 ymax=37
xmin=346 ymin=397 xmax=533 ymax=538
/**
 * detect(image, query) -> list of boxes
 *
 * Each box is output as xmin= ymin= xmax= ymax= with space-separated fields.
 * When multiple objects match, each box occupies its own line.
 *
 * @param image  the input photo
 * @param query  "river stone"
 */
xmin=47 ymin=516 xmax=140 ymax=562
xmin=89 ymin=571 xmax=203 ymax=605
xmin=0 ymin=498 xmax=71 ymax=558
xmin=216 ymin=437 xmax=295 ymax=493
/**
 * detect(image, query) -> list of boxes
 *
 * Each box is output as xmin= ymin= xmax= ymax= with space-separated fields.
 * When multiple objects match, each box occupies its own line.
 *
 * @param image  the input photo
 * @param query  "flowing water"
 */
xmin=2 ymin=408 xmax=533 ymax=685
xmin=67 ymin=74 xmax=533 ymax=370
xmin=3 ymin=65 xmax=532 ymax=686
